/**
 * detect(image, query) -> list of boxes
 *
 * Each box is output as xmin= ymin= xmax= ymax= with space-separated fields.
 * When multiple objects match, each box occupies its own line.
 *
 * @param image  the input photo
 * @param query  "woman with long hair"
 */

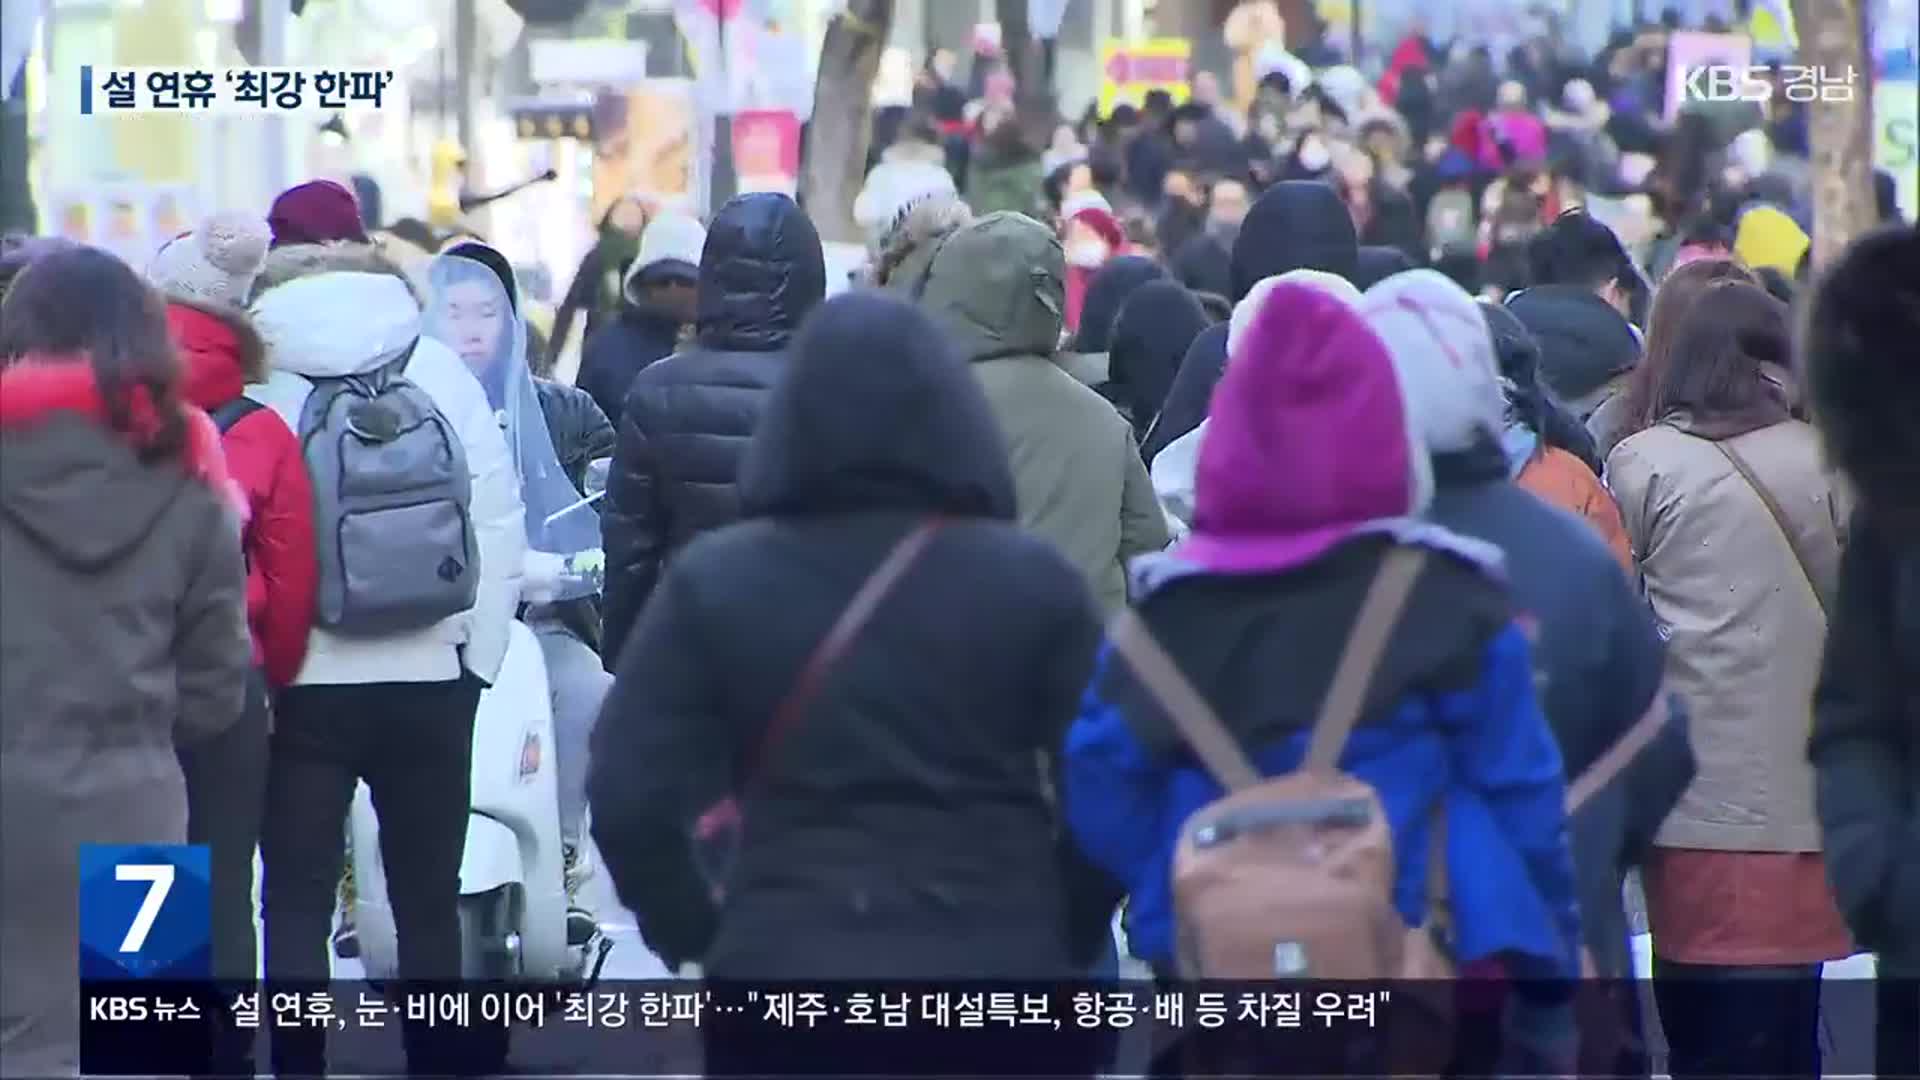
xmin=1606 ymin=280 xmax=1853 ymax=1079
xmin=0 ymin=247 xmax=251 ymax=1076
xmin=1618 ymin=257 xmax=1761 ymax=441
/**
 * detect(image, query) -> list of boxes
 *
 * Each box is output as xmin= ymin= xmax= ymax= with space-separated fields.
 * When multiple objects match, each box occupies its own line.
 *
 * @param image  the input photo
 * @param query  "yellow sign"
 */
xmin=1877 ymin=80 xmax=1918 ymax=221
xmin=1098 ymin=38 xmax=1192 ymax=118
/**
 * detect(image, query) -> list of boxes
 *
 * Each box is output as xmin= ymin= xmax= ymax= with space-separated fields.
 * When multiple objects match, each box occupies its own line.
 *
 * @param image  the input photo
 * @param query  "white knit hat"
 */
xmin=147 ymin=211 xmax=270 ymax=306
xmin=854 ymin=160 xmax=958 ymax=248
xmin=624 ymin=212 xmax=707 ymax=292
xmin=1227 ymin=270 xmax=1362 ymax=361
xmin=1357 ymin=269 xmax=1504 ymax=454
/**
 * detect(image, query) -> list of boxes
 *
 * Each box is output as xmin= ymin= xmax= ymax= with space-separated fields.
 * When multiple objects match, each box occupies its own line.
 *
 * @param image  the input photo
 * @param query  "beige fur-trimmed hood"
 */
xmin=249 ymin=240 xmax=421 ymax=307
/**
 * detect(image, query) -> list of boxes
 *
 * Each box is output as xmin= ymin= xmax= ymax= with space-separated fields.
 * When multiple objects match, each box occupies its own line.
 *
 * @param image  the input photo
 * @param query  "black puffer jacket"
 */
xmin=589 ymin=293 xmax=1106 ymax=980
xmin=602 ymin=194 xmax=826 ymax=667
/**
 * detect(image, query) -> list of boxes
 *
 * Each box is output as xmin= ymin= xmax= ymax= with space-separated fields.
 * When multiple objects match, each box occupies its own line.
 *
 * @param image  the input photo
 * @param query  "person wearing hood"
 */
xmin=147 ymin=213 xmax=318 ymax=1068
xmin=1106 ymin=280 xmax=1210 ymax=445
xmin=1143 ymin=180 xmax=1361 ymax=466
xmin=1477 ymin=301 xmax=1631 ymax=572
xmin=423 ymin=241 xmax=616 ymax=932
xmin=1 ymin=247 xmax=250 ymax=1077
xmin=1802 ymin=226 xmax=1920 ymax=1080
xmin=909 ymin=211 xmax=1168 ymax=613
xmin=245 ymin=199 xmax=525 ymax=1078
xmin=577 ymin=213 xmax=707 ymax=427
xmin=1369 ymin=271 xmax=1688 ymax=1014
xmin=1060 ymin=195 xmax=1128 ymax=335
xmin=589 ymin=292 xmax=1110 ymax=996
xmin=550 ymin=195 xmax=650 ymax=369
xmin=1152 ymin=270 xmax=1363 ymax=543
xmin=1606 ymin=281 xmax=1853 ymax=1080
xmin=1060 ymin=255 xmax=1164 ymax=391
xmin=1507 ymin=210 xmax=1644 ymax=459
xmin=1169 ymin=177 xmax=1251 ymax=300
xmin=602 ymin=193 xmax=826 ymax=667
xmin=1354 ymin=244 xmax=1416 ymax=289
xmin=1063 ymin=279 xmax=1583 ymax=1066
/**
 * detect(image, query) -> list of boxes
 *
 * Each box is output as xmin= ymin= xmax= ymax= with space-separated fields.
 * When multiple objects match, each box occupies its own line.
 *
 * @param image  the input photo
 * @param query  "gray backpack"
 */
xmin=299 ymin=342 xmax=479 ymax=636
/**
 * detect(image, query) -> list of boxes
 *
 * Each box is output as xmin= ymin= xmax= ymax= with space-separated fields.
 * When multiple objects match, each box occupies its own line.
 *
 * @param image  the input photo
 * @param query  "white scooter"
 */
xmin=348 ymin=461 xmax=615 ymax=988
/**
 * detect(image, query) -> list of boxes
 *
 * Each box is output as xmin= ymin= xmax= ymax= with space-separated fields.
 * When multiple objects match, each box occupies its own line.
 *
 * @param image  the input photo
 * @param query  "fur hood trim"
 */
xmin=250 ymin=240 xmax=420 ymax=306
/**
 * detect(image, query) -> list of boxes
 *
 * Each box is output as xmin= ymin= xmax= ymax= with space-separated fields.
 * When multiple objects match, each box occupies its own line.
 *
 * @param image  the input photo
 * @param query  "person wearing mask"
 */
xmin=1106 ymin=280 xmax=1211 ymax=444
xmin=1606 ymin=281 xmax=1853 ymax=1080
xmin=423 ymin=241 xmax=616 ymax=933
xmin=910 ymin=212 xmax=1168 ymax=612
xmin=1170 ymin=177 xmax=1251 ymax=299
xmin=1064 ymin=278 xmax=1583 ymax=1068
xmin=1060 ymin=195 xmax=1128 ymax=336
xmin=147 ymin=212 xmax=318 ymax=1071
xmin=549 ymin=196 xmax=650 ymax=369
xmin=1475 ymin=301 xmax=1628 ymax=566
xmin=603 ymin=193 xmax=826 ymax=667
xmin=1618 ymin=258 xmax=1762 ymax=445
xmin=1144 ymin=180 xmax=1361 ymax=466
xmin=589 ymin=293 xmax=1110 ymax=1016
xmin=1803 ymin=226 xmax=1920 ymax=1080
xmin=1371 ymin=271 xmax=1688 ymax=1010
xmin=1 ymin=247 xmax=251 ymax=1076
xmin=576 ymin=213 xmax=707 ymax=427
xmin=246 ymin=193 xmax=525 ymax=1077
xmin=1507 ymin=210 xmax=1645 ymax=458
xmin=1059 ymin=255 xmax=1165 ymax=392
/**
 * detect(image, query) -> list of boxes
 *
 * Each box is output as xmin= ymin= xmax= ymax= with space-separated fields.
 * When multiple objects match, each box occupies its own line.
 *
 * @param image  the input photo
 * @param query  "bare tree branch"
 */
xmin=798 ymin=0 xmax=896 ymax=245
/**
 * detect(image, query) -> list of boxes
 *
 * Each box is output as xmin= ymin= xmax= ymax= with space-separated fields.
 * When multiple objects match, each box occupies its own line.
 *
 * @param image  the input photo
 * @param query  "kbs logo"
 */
xmin=77 ymin=844 xmax=211 ymax=979
xmin=1683 ymin=65 xmax=1858 ymax=104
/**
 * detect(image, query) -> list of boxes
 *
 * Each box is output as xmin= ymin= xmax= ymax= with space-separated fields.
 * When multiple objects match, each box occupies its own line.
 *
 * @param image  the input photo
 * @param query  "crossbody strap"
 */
xmin=742 ymin=520 xmax=944 ymax=787
xmin=1713 ymin=439 xmax=1829 ymax=618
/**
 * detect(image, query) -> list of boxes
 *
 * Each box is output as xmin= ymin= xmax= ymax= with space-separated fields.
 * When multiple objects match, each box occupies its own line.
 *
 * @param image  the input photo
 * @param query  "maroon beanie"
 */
xmin=268 ymin=179 xmax=369 ymax=248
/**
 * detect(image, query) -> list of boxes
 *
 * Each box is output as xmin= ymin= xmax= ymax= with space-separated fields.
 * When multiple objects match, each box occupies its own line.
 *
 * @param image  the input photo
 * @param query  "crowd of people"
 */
xmin=0 ymin=8 xmax=1917 ymax=1080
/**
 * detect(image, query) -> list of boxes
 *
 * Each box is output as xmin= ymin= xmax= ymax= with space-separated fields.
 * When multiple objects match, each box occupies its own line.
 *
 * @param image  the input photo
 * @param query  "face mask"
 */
xmin=1067 ymin=240 xmax=1110 ymax=268
xmin=1298 ymin=139 xmax=1331 ymax=172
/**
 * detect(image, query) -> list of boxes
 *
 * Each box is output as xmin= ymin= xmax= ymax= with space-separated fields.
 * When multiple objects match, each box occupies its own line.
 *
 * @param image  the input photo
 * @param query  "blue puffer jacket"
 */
xmin=1062 ymin=539 xmax=1584 ymax=979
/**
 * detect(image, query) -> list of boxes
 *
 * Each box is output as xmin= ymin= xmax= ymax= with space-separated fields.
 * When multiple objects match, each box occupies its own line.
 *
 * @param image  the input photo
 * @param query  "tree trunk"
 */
xmin=797 ymin=0 xmax=895 ymax=245
xmin=996 ymin=0 xmax=1058 ymax=146
xmin=1790 ymin=0 xmax=1876 ymax=271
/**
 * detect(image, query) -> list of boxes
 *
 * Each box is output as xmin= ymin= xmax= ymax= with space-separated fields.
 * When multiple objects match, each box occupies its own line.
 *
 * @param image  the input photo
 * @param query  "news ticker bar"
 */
xmin=77 ymin=66 xmax=395 ymax=115
xmin=79 ymin=979 xmax=1908 ymax=1078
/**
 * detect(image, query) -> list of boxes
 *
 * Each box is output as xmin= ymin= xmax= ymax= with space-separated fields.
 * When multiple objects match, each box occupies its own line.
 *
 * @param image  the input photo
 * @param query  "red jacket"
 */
xmin=167 ymin=301 xmax=318 ymax=688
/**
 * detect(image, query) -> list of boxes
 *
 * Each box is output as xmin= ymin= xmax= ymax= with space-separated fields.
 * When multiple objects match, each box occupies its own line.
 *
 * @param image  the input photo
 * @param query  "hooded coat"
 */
xmin=1 ymin=364 xmax=250 ymax=1075
xmin=168 ymin=299 xmax=319 ymax=687
xmin=1143 ymin=181 xmax=1361 ymax=464
xmin=1504 ymin=284 xmax=1643 ymax=458
xmin=1106 ymin=280 xmax=1211 ymax=444
xmin=577 ymin=288 xmax=685 ymax=430
xmin=246 ymin=241 xmax=526 ymax=687
xmin=588 ymin=293 xmax=1106 ymax=979
xmin=602 ymin=194 xmax=827 ymax=667
xmin=1065 ymin=282 xmax=1582 ymax=983
xmin=912 ymin=212 xmax=1169 ymax=612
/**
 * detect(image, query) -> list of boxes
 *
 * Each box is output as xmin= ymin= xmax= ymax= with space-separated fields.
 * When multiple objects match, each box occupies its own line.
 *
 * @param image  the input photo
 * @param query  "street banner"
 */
xmin=1663 ymin=31 xmax=1752 ymax=120
xmin=1098 ymin=38 xmax=1191 ymax=119
xmin=591 ymin=79 xmax=699 ymax=222
xmin=732 ymin=108 xmax=801 ymax=196
xmin=1877 ymin=80 xmax=1918 ymax=221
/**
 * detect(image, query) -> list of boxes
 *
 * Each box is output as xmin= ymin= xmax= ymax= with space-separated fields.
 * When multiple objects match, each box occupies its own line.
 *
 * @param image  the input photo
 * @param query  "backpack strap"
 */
xmin=1302 ymin=546 xmax=1429 ymax=773
xmin=1108 ymin=609 xmax=1261 ymax=792
xmin=209 ymin=397 xmax=264 ymax=435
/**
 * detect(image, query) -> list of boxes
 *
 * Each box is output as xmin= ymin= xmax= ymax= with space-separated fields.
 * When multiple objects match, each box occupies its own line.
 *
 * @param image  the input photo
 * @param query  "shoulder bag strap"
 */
xmin=1712 ymin=439 xmax=1829 ymax=618
xmin=1108 ymin=609 xmax=1262 ymax=792
xmin=1566 ymin=691 xmax=1672 ymax=813
xmin=1302 ymin=546 xmax=1429 ymax=773
xmin=742 ymin=519 xmax=945 ymax=786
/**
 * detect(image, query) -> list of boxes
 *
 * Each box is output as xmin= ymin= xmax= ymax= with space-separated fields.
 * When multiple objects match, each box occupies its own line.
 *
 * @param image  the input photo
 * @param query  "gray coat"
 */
xmin=1 ymin=402 xmax=249 ymax=1076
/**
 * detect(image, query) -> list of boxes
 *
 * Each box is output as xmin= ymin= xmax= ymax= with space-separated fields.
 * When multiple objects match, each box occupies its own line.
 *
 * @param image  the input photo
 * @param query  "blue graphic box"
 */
xmin=78 ymin=844 xmax=211 ymax=980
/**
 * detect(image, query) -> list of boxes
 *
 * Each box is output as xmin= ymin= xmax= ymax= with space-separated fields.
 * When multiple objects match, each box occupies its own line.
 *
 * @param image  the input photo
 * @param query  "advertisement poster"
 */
xmin=590 ymin=79 xmax=700 ymax=221
xmin=1663 ymin=31 xmax=1752 ymax=120
xmin=1877 ymin=81 xmax=1918 ymax=221
xmin=1098 ymin=38 xmax=1191 ymax=118
xmin=47 ymin=186 xmax=197 ymax=270
xmin=732 ymin=108 xmax=800 ymax=196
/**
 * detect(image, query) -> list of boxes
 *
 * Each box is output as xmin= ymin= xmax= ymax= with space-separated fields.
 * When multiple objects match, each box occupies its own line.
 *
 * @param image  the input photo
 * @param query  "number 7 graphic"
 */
xmin=115 ymin=864 xmax=175 ymax=953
